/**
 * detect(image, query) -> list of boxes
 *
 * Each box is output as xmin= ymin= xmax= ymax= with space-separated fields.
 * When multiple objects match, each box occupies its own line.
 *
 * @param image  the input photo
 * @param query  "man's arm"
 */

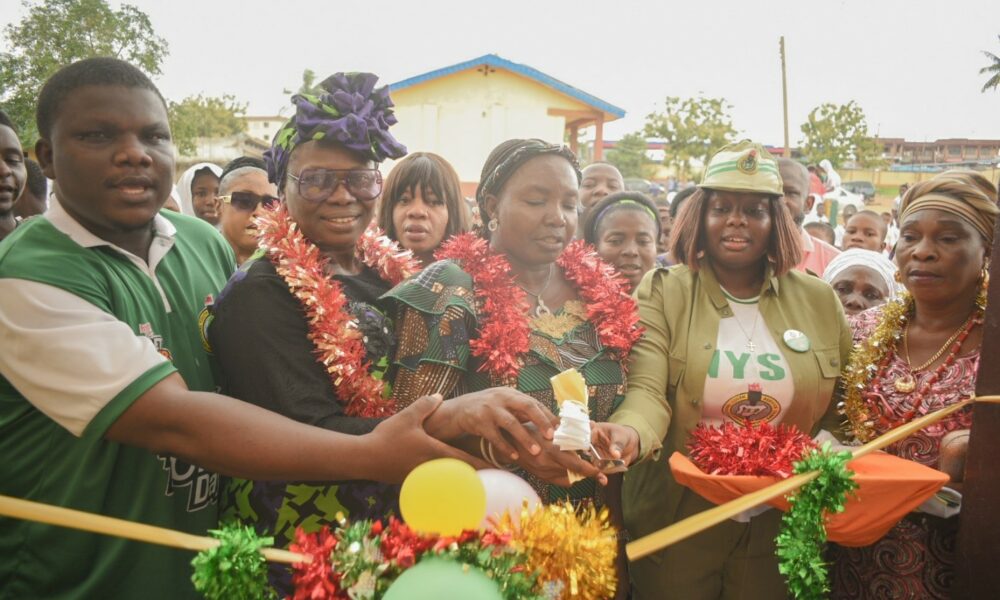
xmin=106 ymin=373 xmax=481 ymax=484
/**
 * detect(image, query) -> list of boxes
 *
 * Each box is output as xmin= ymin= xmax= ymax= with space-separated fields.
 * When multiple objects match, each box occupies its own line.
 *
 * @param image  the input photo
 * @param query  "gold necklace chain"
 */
xmin=903 ymin=313 xmax=976 ymax=372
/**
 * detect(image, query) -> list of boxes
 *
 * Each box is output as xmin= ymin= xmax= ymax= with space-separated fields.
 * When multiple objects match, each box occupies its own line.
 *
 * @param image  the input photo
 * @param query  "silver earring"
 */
xmin=487 ymin=218 xmax=498 ymax=232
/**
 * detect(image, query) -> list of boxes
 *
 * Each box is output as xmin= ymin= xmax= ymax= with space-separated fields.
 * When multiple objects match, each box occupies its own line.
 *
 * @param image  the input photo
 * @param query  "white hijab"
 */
xmin=822 ymin=248 xmax=903 ymax=300
xmin=819 ymin=159 xmax=841 ymax=190
xmin=176 ymin=162 xmax=222 ymax=216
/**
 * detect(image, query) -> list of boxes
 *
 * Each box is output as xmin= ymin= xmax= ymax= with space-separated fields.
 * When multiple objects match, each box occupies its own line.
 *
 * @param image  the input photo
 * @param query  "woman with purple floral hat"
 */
xmin=202 ymin=72 xmax=592 ymax=594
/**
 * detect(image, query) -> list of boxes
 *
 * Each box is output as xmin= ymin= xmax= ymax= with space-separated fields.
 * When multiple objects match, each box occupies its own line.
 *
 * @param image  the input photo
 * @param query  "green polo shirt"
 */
xmin=0 ymin=208 xmax=234 ymax=599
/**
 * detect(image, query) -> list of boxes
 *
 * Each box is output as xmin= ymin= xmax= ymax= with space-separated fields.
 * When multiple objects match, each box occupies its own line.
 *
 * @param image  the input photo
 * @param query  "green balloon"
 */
xmin=383 ymin=559 xmax=502 ymax=600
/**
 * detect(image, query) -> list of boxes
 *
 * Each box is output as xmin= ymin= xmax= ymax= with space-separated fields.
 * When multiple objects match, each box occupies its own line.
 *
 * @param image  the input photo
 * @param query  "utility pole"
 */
xmin=778 ymin=36 xmax=792 ymax=158
xmin=780 ymin=36 xmax=790 ymax=154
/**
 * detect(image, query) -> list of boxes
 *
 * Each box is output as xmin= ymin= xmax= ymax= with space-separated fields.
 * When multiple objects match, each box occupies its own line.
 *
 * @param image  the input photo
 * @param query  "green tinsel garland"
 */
xmin=191 ymin=523 xmax=276 ymax=600
xmin=775 ymin=443 xmax=858 ymax=600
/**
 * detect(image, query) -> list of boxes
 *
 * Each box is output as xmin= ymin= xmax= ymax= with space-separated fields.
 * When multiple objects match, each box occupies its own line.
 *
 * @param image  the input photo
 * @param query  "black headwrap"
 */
xmin=475 ymin=139 xmax=582 ymax=230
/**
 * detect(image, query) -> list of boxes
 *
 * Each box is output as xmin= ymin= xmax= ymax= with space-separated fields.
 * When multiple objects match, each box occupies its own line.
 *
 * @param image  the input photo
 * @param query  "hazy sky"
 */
xmin=4 ymin=0 xmax=999 ymax=145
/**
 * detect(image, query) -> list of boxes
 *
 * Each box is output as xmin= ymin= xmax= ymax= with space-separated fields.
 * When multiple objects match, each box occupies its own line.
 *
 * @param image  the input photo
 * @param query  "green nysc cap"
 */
xmin=698 ymin=140 xmax=783 ymax=196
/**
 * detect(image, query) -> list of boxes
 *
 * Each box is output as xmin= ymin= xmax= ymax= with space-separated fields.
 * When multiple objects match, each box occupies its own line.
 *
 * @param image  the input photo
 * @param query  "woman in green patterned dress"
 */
xmin=385 ymin=139 xmax=660 ymax=504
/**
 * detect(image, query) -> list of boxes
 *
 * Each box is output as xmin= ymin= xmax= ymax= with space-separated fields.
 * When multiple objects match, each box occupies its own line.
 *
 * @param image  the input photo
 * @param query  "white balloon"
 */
xmin=476 ymin=469 xmax=542 ymax=529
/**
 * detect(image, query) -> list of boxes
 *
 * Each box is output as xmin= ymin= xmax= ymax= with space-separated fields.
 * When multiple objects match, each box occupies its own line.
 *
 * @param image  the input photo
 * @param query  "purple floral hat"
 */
xmin=264 ymin=72 xmax=408 ymax=186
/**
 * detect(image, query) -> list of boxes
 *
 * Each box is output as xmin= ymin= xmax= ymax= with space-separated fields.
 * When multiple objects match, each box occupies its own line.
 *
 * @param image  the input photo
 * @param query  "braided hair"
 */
xmin=475 ymin=138 xmax=581 ymax=238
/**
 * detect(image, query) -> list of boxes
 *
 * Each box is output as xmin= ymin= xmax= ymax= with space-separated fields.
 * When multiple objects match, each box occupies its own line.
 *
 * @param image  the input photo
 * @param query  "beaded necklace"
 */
xmin=841 ymin=290 xmax=985 ymax=441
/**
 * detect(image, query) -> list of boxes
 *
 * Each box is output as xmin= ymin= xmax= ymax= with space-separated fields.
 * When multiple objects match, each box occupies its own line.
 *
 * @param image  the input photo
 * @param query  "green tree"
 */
xmin=0 ymin=0 xmax=168 ymax=146
xmin=605 ymin=132 xmax=650 ymax=178
xmin=642 ymin=94 xmax=737 ymax=180
xmin=167 ymin=94 xmax=247 ymax=156
xmin=800 ymin=101 xmax=884 ymax=168
xmin=980 ymin=35 xmax=1000 ymax=92
xmin=283 ymin=68 xmax=320 ymax=96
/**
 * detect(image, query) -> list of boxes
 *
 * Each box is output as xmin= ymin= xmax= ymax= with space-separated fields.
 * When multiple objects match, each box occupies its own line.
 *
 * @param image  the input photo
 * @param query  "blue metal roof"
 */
xmin=390 ymin=54 xmax=626 ymax=119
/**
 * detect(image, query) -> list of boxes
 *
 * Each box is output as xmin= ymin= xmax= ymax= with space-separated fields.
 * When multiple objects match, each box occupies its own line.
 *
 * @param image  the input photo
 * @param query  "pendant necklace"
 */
xmin=722 ymin=287 xmax=764 ymax=402
xmin=517 ymin=265 xmax=554 ymax=318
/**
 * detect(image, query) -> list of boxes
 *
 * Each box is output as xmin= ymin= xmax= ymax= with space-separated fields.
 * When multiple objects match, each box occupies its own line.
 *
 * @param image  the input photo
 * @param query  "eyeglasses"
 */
xmin=288 ymin=168 xmax=382 ymax=202
xmin=218 ymin=191 xmax=281 ymax=212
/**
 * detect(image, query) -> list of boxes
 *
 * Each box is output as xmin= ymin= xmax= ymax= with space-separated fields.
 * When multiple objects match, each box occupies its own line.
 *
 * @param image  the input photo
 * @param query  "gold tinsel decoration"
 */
xmin=494 ymin=502 xmax=618 ymax=600
xmin=839 ymin=293 xmax=912 ymax=442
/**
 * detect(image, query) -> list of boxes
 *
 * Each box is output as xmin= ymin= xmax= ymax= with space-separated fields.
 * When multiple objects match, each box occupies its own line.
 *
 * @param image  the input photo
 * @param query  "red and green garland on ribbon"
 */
xmin=435 ymin=234 xmax=642 ymax=383
xmin=191 ymin=503 xmax=618 ymax=600
xmin=686 ymin=422 xmax=857 ymax=599
xmin=255 ymin=204 xmax=420 ymax=418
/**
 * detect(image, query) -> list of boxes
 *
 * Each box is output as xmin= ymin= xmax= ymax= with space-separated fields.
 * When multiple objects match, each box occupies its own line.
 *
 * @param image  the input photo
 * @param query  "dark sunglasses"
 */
xmin=288 ymin=168 xmax=382 ymax=202
xmin=219 ymin=191 xmax=281 ymax=212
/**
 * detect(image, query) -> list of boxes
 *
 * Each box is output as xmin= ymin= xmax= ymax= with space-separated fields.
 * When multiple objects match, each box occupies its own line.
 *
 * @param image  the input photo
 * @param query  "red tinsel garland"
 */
xmin=255 ymin=204 xmax=420 ymax=418
xmin=557 ymin=240 xmax=643 ymax=363
xmin=289 ymin=527 xmax=343 ymax=600
xmin=687 ymin=420 xmax=818 ymax=478
xmin=289 ymin=518 xmax=511 ymax=598
xmin=435 ymin=234 xmax=642 ymax=383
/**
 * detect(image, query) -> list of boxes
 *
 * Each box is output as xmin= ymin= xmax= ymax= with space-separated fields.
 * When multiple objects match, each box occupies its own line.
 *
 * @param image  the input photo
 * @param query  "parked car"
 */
xmin=843 ymin=180 xmax=876 ymax=203
xmin=823 ymin=187 xmax=867 ymax=217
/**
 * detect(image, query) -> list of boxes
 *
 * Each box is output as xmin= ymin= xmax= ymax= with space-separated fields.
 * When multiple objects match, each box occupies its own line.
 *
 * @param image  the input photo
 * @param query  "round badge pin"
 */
xmin=783 ymin=329 xmax=810 ymax=352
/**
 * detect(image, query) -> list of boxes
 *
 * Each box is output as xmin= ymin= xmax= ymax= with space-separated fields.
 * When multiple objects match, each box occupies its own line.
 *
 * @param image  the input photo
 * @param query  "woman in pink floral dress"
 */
xmin=830 ymin=170 xmax=998 ymax=599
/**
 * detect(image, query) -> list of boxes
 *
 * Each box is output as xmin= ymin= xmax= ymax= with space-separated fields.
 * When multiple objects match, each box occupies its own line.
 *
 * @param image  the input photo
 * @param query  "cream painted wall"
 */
xmin=385 ymin=69 xmax=594 ymax=185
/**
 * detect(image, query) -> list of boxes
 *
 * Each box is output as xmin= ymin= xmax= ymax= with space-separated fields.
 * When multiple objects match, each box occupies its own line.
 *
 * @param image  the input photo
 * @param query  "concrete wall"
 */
xmin=840 ymin=167 xmax=1000 ymax=188
xmin=387 ymin=68 xmax=593 ymax=185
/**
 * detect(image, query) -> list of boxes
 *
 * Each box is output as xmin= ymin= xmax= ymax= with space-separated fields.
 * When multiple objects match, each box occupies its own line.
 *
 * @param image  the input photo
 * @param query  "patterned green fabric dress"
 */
xmin=385 ymin=260 xmax=627 ymax=504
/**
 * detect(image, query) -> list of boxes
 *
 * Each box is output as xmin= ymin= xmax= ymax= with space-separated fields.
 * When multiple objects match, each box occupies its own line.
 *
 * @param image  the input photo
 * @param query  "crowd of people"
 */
xmin=0 ymin=57 xmax=995 ymax=599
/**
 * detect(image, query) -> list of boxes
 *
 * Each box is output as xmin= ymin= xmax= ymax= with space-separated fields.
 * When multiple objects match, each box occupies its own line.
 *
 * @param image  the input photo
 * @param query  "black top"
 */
xmin=208 ymin=256 xmax=393 ymax=435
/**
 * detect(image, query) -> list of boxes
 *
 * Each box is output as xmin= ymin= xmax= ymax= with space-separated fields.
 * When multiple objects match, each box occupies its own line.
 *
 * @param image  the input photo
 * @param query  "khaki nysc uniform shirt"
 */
xmin=613 ymin=261 xmax=851 ymax=546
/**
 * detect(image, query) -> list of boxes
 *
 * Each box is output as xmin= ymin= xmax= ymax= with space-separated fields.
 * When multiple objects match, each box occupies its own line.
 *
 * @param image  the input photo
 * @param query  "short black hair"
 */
xmin=582 ymin=191 xmax=660 ymax=245
xmin=36 ymin=57 xmax=166 ymax=139
xmin=23 ymin=158 xmax=46 ymax=198
xmin=0 ymin=109 xmax=16 ymax=133
xmin=220 ymin=156 xmax=266 ymax=182
xmin=804 ymin=221 xmax=836 ymax=246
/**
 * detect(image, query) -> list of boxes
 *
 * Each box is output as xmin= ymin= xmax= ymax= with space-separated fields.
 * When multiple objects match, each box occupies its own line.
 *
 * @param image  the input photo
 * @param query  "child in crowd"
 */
xmin=843 ymin=209 xmax=887 ymax=253
xmin=178 ymin=162 xmax=223 ymax=225
xmin=805 ymin=221 xmax=837 ymax=246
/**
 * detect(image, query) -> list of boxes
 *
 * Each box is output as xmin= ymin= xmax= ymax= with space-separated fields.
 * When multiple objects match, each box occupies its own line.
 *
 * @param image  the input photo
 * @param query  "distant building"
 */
xmin=880 ymin=137 xmax=1000 ymax=165
xmin=243 ymin=115 xmax=285 ymax=145
xmin=176 ymin=133 xmax=270 ymax=173
xmin=388 ymin=54 xmax=625 ymax=196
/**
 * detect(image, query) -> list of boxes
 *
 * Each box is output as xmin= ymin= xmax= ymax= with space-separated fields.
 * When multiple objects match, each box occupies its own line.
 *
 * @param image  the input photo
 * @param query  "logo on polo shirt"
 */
xmin=138 ymin=322 xmax=173 ymax=361
xmin=159 ymin=456 xmax=219 ymax=512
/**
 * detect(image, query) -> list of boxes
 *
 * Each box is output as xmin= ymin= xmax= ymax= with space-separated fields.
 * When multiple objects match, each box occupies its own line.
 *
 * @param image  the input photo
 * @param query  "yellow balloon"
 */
xmin=399 ymin=458 xmax=486 ymax=536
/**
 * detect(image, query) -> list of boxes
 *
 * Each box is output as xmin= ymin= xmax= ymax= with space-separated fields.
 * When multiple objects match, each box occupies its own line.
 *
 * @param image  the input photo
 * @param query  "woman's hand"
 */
xmin=511 ymin=424 xmax=608 ymax=487
xmin=423 ymin=387 xmax=558 ymax=462
xmin=591 ymin=422 xmax=640 ymax=466
xmin=366 ymin=394 xmax=489 ymax=482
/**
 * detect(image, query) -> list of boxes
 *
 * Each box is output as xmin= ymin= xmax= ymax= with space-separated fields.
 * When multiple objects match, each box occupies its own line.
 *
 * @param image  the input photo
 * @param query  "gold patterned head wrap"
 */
xmin=899 ymin=169 xmax=999 ymax=246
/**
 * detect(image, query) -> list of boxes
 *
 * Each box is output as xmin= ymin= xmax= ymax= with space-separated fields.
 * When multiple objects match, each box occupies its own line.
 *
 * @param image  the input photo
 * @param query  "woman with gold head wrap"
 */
xmin=830 ymin=170 xmax=999 ymax=599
